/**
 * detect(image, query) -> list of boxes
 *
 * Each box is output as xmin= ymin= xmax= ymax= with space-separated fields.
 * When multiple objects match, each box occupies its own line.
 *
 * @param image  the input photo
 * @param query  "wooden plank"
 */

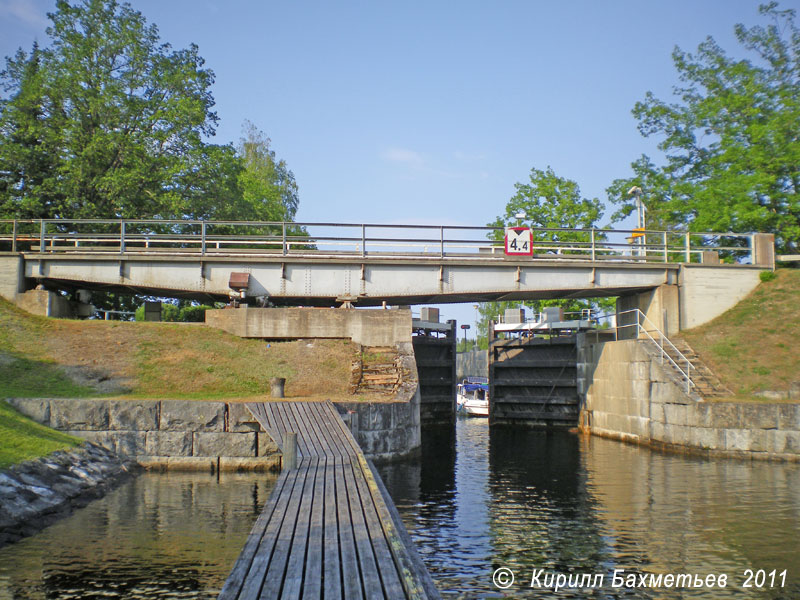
xmin=342 ymin=457 xmax=384 ymax=599
xmin=347 ymin=458 xmax=406 ymax=599
xmin=218 ymin=470 xmax=291 ymax=600
xmin=300 ymin=402 xmax=332 ymax=458
xmin=322 ymin=455 xmax=342 ymax=600
xmin=366 ymin=459 xmax=441 ymax=600
xmin=296 ymin=403 xmax=324 ymax=457
xmin=260 ymin=459 xmax=313 ymax=599
xmin=356 ymin=453 xmax=428 ymax=600
xmin=311 ymin=402 xmax=351 ymax=459
xmin=281 ymin=458 xmax=320 ymax=600
xmin=235 ymin=466 xmax=305 ymax=599
xmin=301 ymin=456 xmax=326 ymax=600
xmin=335 ymin=457 xmax=364 ymax=600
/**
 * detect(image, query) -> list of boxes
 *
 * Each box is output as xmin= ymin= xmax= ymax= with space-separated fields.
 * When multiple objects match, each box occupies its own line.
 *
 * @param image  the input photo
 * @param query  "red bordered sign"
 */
xmin=504 ymin=227 xmax=533 ymax=256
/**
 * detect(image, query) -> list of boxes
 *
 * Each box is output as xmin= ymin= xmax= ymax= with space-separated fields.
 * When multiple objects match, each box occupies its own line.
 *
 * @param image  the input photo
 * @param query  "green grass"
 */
xmin=0 ymin=354 xmax=98 ymax=397
xmin=682 ymin=268 xmax=800 ymax=397
xmin=0 ymin=401 xmax=82 ymax=470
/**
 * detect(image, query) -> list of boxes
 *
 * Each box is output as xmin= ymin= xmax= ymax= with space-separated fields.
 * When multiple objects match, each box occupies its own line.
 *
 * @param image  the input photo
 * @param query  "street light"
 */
xmin=460 ymin=323 xmax=470 ymax=350
xmin=627 ymin=186 xmax=646 ymax=257
xmin=514 ymin=210 xmax=527 ymax=227
xmin=473 ymin=304 xmax=479 ymax=349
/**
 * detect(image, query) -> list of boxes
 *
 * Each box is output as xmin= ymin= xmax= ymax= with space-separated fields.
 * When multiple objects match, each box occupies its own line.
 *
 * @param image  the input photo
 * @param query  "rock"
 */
xmin=0 ymin=442 xmax=141 ymax=549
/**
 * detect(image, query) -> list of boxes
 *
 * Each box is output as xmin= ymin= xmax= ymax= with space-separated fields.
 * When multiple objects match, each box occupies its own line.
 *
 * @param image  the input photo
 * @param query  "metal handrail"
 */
xmin=0 ymin=218 xmax=759 ymax=265
xmin=615 ymin=308 xmax=695 ymax=394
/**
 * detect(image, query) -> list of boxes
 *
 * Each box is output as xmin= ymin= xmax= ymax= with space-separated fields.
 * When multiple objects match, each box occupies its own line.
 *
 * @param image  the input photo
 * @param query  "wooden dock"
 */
xmin=218 ymin=401 xmax=440 ymax=600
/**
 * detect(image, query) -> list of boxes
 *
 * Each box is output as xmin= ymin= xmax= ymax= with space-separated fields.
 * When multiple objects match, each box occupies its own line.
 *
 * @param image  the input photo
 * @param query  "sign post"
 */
xmin=504 ymin=227 xmax=533 ymax=256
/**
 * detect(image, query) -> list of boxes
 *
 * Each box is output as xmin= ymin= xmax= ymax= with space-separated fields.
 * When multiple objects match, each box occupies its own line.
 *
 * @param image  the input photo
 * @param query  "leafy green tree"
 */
xmin=479 ymin=166 xmax=615 ymax=341
xmin=0 ymin=0 xmax=226 ymax=221
xmin=608 ymin=3 xmax=800 ymax=255
xmin=238 ymin=120 xmax=299 ymax=222
xmin=488 ymin=166 xmax=604 ymax=251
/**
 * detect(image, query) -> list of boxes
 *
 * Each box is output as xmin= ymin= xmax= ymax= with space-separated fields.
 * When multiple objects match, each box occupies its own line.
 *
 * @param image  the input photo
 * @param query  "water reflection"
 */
xmin=378 ymin=420 xmax=800 ymax=599
xmin=0 ymin=472 xmax=277 ymax=599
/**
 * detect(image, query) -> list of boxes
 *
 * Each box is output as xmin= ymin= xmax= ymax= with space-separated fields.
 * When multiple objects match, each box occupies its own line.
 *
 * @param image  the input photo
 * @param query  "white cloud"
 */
xmin=381 ymin=147 xmax=424 ymax=165
xmin=0 ymin=0 xmax=48 ymax=28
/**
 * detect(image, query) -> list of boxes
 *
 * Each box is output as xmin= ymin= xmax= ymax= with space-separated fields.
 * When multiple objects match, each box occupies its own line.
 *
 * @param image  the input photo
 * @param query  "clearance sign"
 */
xmin=504 ymin=227 xmax=533 ymax=256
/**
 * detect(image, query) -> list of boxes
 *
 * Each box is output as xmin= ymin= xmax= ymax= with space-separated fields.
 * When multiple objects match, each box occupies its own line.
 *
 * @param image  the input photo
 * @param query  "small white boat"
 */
xmin=457 ymin=378 xmax=489 ymax=417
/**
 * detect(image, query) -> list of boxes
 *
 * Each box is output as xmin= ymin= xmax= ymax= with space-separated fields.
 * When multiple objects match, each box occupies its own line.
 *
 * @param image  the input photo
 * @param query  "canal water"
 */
xmin=377 ymin=419 xmax=800 ymax=599
xmin=1 ymin=419 xmax=798 ymax=599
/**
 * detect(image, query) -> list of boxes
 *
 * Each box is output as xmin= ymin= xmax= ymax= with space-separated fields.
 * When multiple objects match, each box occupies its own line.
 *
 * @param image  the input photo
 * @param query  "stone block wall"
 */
xmin=334 ymin=393 xmax=421 ymax=462
xmin=4 ymin=398 xmax=281 ymax=472
xmin=578 ymin=338 xmax=800 ymax=461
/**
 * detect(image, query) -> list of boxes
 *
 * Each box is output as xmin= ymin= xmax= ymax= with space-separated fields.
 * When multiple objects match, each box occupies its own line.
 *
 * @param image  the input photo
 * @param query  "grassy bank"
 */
xmin=682 ymin=269 xmax=799 ymax=398
xmin=0 ymin=401 xmax=82 ymax=470
xmin=0 ymin=298 xmax=356 ymax=401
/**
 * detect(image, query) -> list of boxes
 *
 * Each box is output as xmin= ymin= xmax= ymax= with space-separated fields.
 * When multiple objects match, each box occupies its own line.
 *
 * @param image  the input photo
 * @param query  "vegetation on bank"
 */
xmin=0 ymin=298 xmax=355 ymax=401
xmin=0 ymin=401 xmax=81 ymax=470
xmin=682 ymin=268 xmax=799 ymax=398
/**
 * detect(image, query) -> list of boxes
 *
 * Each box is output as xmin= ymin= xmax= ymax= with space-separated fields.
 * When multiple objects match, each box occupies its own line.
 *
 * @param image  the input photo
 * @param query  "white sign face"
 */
xmin=504 ymin=227 xmax=533 ymax=256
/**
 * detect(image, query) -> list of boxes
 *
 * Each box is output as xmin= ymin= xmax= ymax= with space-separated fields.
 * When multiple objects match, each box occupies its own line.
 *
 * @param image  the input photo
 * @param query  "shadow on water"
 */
xmin=378 ymin=419 xmax=800 ymax=600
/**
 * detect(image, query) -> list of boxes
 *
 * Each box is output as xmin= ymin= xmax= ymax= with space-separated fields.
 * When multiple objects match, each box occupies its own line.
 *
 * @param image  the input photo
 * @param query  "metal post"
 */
xmin=361 ymin=224 xmax=366 ymax=257
xmin=284 ymin=432 xmax=297 ymax=470
xmin=39 ymin=220 xmax=45 ymax=253
xmin=590 ymin=228 xmax=596 ymax=261
xmin=749 ymin=233 xmax=755 ymax=265
xmin=120 ymin=220 xmax=126 ymax=254
xmin=662 ymin=231 xmax=668 ymax=263
xmin=282 ymin=222 xmax=287 ymax=256
xmin=440 ymin=226 xmax=444 ymax=258
xmin=201 ymin=221 xmax=206 ymax=256
xmin=684 ymin=232 xmax=691 ymax=263
xmin=11 ymin=220 xmax=17 ymax=253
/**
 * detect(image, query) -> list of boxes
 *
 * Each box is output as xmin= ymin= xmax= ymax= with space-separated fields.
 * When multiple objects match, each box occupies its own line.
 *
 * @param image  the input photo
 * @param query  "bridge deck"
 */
xmin=218 ymin=401 xmax=439 ymax=600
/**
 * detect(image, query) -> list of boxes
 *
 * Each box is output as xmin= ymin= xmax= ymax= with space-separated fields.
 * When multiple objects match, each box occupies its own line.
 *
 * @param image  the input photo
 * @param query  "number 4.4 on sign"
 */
xmin=505 ymin=227 xmax=533 ymax=256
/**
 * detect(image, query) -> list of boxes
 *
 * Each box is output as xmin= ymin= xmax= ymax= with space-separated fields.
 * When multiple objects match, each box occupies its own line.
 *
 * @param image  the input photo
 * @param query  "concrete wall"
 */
xmin=617 ymin=265 xmax=763 ymax=335
xmin=0 ymin=255 xmax=24 ymax=302
xmin=678 ymin=265 xmax=762 ymax=330
xmin=579 ymin=339 xmax=800 ymax=460
xmin=456 ymin=349 xmax=488 ymax=380
xmin=205 ymin=306 xmax=413 ymax=347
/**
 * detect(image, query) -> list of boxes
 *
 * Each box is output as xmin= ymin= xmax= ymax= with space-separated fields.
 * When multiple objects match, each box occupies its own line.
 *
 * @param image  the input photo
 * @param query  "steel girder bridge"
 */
xmin=0 ymin=219 xmax=773 ymax=306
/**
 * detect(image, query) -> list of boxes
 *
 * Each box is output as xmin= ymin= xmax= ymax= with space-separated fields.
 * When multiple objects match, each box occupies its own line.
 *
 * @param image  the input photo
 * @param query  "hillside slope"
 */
xmin=681 ymin=269 xmax=799 ymax=398
xmin=0 ymin=299 xmax=357 ymax=401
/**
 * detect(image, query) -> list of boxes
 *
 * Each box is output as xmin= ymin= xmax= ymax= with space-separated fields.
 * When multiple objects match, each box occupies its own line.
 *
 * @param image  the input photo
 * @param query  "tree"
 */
xmin=0 ymin=0 xmax=226 ymax=221
xmin=608 ymin=3 xmax=800 ymax=255
xmin=479 ymin=166 xmax=614 ymax=341
xmin=237 ymin=120 xmax=299 ymax=223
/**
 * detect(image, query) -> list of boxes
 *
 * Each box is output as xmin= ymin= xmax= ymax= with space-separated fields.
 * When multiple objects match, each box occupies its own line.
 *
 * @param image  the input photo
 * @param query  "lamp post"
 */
xmin=460 ymin=324 xmax=470 ymax=351
xmin=473 ymin=304 xmax=479 ymax=349
xmin=628 ymin=186 xmax=646 ymax=257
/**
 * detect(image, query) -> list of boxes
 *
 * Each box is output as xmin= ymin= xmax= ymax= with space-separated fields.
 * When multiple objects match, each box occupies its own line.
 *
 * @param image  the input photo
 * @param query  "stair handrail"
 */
xmin=615 ymin=308 xmax=695 ymax=394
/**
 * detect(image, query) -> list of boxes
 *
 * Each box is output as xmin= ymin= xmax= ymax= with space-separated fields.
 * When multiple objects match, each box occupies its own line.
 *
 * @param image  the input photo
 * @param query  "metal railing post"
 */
xmin=591 ymin=228 xmax=596 ymax=261
xmin=361 ymin=224 xmax=366 ymax=257
xmin=11 ymin=220 xmax=17 ymax=253
xmin=662 ymin=231 xmax=668 ymax=262
xmin=684 ymin=232 xmax=691 ymax=263
xmin=282 ymin=222 xmax=287 ymax=256
xmin=39 ymin=220 xmax=45 ymax=253
xmin=201 ymin=221 xmax=207 ymax=255
xmin=120 ymin=220 xmax=126 ymax=254
xmin=440 ymin=226 xmax=444 ymax=258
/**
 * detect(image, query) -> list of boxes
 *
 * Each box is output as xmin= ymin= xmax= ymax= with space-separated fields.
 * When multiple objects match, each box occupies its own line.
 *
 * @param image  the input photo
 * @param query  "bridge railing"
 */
xmin=616 ymin=308 xmax=695 ymax=394
xmin=0 ymin=218 xmax=759 ymax=264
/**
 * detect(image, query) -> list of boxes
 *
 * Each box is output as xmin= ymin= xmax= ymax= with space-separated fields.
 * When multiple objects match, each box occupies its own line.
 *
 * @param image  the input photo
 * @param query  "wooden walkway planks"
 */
xmin=219 ymin=401 xmax=439 ymax=600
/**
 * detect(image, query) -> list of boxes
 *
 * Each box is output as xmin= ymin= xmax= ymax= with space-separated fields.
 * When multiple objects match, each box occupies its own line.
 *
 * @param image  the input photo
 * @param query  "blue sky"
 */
xmin=0 ymin=0 xmax=787 ymax=328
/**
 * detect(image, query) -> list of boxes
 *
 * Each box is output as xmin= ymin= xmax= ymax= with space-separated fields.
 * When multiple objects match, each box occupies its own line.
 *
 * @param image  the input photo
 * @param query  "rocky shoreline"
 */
xmin=0 ymin=442 xmax=141 ymax=547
